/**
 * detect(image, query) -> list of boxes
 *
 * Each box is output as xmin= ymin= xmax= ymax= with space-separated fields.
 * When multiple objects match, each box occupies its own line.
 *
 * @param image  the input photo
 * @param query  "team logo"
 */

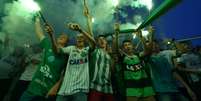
xmin=81 ymin=52 xmax=87 ymax=57
xmin=40 ymin=65 xmax=53 ymax=78
xmin=48 ymin=56 xmax=55 ymax=62
xmin=48 ymin=49 xmax=52 ymax=52
xmin=126 ymin=64 xmax=143 ymax=71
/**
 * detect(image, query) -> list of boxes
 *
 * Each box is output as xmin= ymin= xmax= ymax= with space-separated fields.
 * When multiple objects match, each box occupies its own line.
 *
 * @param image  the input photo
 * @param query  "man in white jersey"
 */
xmin=56 ymin=23 xmax=95 ymax=101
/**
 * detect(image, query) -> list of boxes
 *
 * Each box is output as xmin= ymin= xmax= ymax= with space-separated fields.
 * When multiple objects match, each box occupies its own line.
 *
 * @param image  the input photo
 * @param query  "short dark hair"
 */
xmin=122 ymin=39 xmax=132 ymax=44
xmin=97 ymin=35 xmax=106 ymax=38
xmin=96 ymin=35 xmax=106 ymax=41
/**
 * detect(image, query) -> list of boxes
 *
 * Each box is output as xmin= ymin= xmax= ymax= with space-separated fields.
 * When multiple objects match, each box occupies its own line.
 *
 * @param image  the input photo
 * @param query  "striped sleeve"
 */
xmin=61 ymin=46 xmax=74 ymax=54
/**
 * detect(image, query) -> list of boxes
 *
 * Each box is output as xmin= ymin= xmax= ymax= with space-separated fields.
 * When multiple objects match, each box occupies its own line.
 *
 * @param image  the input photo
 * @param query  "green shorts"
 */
xmin=126 ymin=86 xmax=155 ymax=97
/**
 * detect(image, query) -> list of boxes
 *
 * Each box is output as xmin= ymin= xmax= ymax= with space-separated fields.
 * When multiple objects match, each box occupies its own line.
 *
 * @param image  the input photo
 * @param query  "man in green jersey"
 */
xmin=121 ymin=39 xmax=155 ymax=101
xmin=20 ymin=17 xmax=68 ymax=101
xmin=88 ymin=35 xmax=114 ymax=101
xmin=115 ymin=30 xmax=155 ymax=101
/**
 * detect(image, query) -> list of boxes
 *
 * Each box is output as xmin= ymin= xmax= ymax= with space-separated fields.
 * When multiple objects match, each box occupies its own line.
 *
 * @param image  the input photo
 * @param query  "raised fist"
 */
xmin=68 ymin=23 xmax=82 ymax=32
xmin=147 ymin=26 xmax=155 ymax=34
xmin=44 ymin=23 xmax=54 ymax=35
xmin=135 ymin=30 xmax=143 ymax=38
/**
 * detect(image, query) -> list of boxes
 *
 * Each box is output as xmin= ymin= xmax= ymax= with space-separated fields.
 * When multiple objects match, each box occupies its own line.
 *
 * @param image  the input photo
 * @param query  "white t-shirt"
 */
xmin=178 ymin=53 xmax=201 ymax=82
xmin=19 ymin=53 xmax=42 ymax=81
xmin=58 ymin=46 xmax=90 ymax=95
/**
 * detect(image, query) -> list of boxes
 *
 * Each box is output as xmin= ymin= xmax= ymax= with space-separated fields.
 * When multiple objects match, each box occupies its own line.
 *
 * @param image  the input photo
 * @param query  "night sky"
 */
xmin=0 ymin=0 xmax=200 ymax=46
xmin=153 ymin=0 xmax=201 ymax=46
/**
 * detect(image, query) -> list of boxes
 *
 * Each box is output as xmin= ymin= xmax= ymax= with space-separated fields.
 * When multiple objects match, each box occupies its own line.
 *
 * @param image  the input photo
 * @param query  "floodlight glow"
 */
xmin=113 ymin=0 xmax=119 ymax=7
xmin=139 ymin=0 xmax=153 ymax=11
xmin=92 ymin=17 xmax=95 ymax=23
xmin=142 ymin=30 xmax=148 ymax=36
xmin=132 ymin=30 xmax=149 ymax=39
xmin=134 ymin=0 xmax=153 ymax=11
xmin=20 ymin=0 xmax=41 ymax=12
xmin=145 ymin=0 xmax=153 ymax=11
xmin=133 ymin=33 xmax=136 ymax=39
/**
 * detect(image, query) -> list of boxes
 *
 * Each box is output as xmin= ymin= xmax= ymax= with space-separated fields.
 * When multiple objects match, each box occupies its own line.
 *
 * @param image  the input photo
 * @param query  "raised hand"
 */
xmin=147 ymin=25 xmax=155 ymax=34
xmin=68 ymin=23 xmax=82 ymax=32
xmin=44 ymin=23 xmax=54 ymax=36
xmin=135 ymin=30 xmax=143 ymax=38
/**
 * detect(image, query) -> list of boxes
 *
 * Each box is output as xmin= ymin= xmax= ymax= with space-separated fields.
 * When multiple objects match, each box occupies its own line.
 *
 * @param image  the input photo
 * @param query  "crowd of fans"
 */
xmin=0 ymin=16 xmax=201 ymax=101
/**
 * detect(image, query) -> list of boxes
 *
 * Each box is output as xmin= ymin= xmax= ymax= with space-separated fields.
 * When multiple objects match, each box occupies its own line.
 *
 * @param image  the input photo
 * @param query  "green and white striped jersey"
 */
xmin=90 ymin=48 xmax=113 ymax=94
xmin=58 ymin=46 xmax=90 ymax=95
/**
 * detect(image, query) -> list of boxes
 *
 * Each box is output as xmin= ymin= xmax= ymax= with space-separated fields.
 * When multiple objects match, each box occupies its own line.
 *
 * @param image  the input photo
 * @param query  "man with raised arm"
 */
xmin=20 ymin=17 xmax=69 ymax=101
xmin=55 ymin=23 xmax=95 ymax=101
xmin=88 ymin=35 xmax=114 ymax=101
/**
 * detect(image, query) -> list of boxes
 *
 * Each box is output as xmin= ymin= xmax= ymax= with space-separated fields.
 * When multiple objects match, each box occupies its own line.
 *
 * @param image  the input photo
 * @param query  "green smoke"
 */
xmin=0 ymin=0 xmax=39 ymax=48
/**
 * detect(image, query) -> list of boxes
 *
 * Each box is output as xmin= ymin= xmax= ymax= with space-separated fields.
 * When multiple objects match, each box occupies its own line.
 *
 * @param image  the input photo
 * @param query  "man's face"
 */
xmin=76 ymin=34 xmax=85 ymax=47
xmin=98 ymin=37 xmax=107 ymax=48
xmin=57 ymin=34 xmax=68 ymax=46
xmin=152 ymin=42 xmax=160 ymax=52
xmin=176 ymin=43 xmax=189 ymax=53
xmin=123 ymin=42 xmax=133 ymax=53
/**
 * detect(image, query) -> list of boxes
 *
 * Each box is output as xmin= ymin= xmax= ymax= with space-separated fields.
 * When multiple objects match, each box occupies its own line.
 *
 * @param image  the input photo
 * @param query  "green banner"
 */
xmin=137 ymin=0 xmax=181 ymax=30
xmin=118 ymin=0 xmax=182 ymax=34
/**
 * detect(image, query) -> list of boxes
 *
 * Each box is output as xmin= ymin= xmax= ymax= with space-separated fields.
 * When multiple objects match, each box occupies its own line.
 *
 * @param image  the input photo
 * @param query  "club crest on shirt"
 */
xmin=81 ymin=52 xmax=87 ymax=57
xmin=40 ymin=65 xmax=53 ymax=78
xmin=48 ymin=49 xmax=52 ymax=52
xmin=48 ymin=56 xmax=55 ymax=62
xmin=126 ymin=64 xmax=143 ymax=72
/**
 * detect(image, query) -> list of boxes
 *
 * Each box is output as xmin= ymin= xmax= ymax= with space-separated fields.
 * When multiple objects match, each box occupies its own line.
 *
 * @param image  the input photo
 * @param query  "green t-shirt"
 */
xmin=26 ymin=37 xmax=67 ymax=96
xmin=89 ymin=48 xmax=113 ymax=94
xmin=123 ymin=55 xmax=154 ymax=97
